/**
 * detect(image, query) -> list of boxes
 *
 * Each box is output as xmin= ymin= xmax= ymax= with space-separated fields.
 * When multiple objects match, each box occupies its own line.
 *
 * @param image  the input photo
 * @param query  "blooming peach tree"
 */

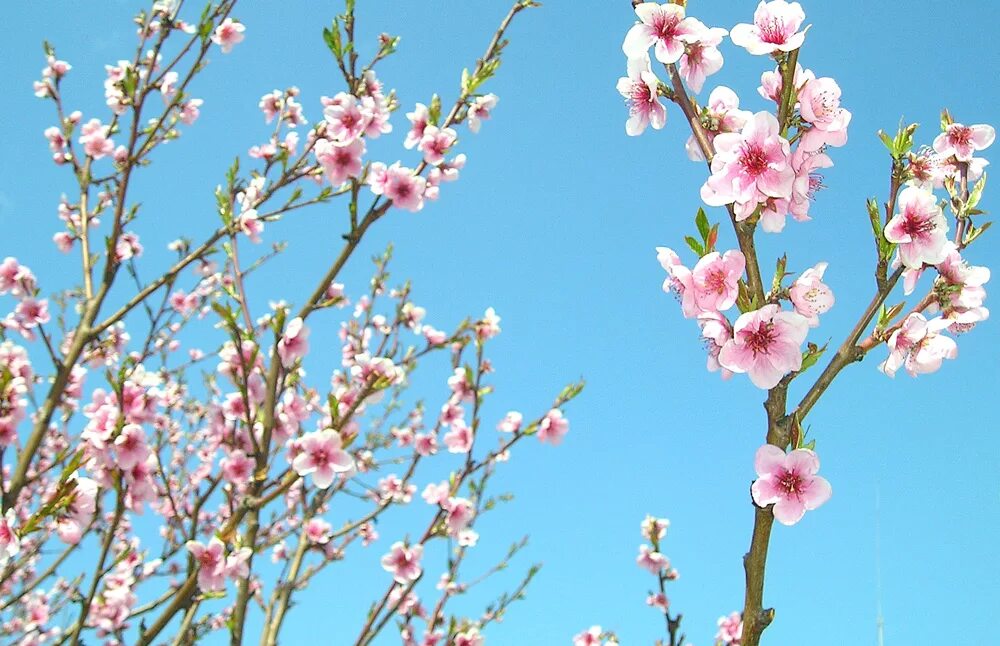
xmin=601 ymin=0 xmax=993 ymax=644
xmin=0 ymin=1 xmax=584 ymax=644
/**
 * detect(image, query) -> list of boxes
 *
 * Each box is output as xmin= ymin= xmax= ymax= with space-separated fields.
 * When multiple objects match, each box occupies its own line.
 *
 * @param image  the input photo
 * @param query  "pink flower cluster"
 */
xmin=657 ymin=246 xmax=829 ymax=389
xmin=618 ymin=3 xmax=731 ymax=134
xmin=0 ymin=340 xmax=34 ymax=447
xmin=186 ymin=537 xmax=252 ymax=592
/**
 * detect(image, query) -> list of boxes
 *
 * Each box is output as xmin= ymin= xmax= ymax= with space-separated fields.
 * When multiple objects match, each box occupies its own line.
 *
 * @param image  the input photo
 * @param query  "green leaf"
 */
xmin=876 ymin=301 xmax=907 ymax=331
xmin=940 ymin=109 xmax=953 ymax=132
xmin=877 ymin=129 xmax=895 ymax=156
xmin=695 ymin=207 xmax=710 ymax=242
xmin=323 ymin=20 xmax=342 ymax=57
xmin=771 ymin=254 xmax=788 ymax=294
xmin=428 ymin=94 xmax=442 ymax=126
xmin=799 ymin=342 xmax=827 ymax=374
xmin=684 ymin=236 xmax=704 ymax=257
xmin=965 ymin=173 xmax=987 ymax=213
xmin=735 ymin=279 xmax=752 ymax=314
xmin=964 ymin=220 xmax=993 ymax=246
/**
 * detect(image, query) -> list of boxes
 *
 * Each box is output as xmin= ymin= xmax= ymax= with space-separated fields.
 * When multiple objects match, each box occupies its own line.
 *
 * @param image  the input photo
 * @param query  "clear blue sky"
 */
xmin=2 ymin=1 xmax=998 ymax=644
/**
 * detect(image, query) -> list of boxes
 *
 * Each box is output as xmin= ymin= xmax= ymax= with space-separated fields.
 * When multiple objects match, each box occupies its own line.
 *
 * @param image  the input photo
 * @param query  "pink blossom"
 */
xmin=211 ymin=18 xmax=245 ymax=53
xmin=758 ymin=63 xmax=813 ymax=105
xmin=616 ymin=54 xmax=666 ymax=137
xmin=225 ymin=547 xmax=252 ymax=582
xmin=284 ymin=96 xmax=306 ymax=127
xmin=786 ymin=146 xmax=832 ymax=224
xmin=43 ymin=126 xmax=66 ymax=153
xmin=798 ymin=77 xmax=851 ymax=151
xmin=417 ymin=126 xmax=457 ymax=165
xmin=718 ymin=305 xmax=808 ymax=389
xmin=186 ymin=537 xmax=226 ymax=591
xmin=686 ymin=86 xmax=751 ymax=161
xmin=52 ymin=231 xmax=76 ymax=253
xmin=678 ymin=21 xmax=728 ymax=94
xmin=641 ymin=515 xmax=670 ymax=540
xmin=467 ymin=93 xmax=498 ymax=134
xmin=497 ymin=411 xmax=523 ymax=433
xmin=0 ymin=509 xmax=19 ymax=564
xmin=291 ymin=429 xmax=354 ymax=488
xmin=698 ymin=311 xmax=734 ymax=379
xmin=79 ymin=119 xmax=115 ymax=159
xmin=113 ymin=423 xmax=149 ymax=470
xmin=716 ymin=612 xmax=744 ymax=645
xmin=880 ymin=313 xmax=958 ymax=378
xmin=884 ymin=186 xmax=949 ymax=270
xmin=220 ymin=449 xmax=254 ymax=489
xmin=636 ymin=544 xmax=668 ymax=573
xmin=169 ymin=289 xmax=199 ymax=316
xmin=443 ymin=497 xmax=476 ymax=535
xmin=933 ymin=243 xmax=990 ymax=328
xmin=691 ymin=250 xmax=745 ymax=313
xmin=305 ymin=518 xmax=332 ymax=544
xmin=701 ymin=112 xmax=794 ymax=212
xmin=751 ymin=444 xmax=831 ymax=525
xmin=453 ymin=627 xmax=484 ymax=646
xmin=114 ymin=231 xmax=143 ymax=261
xmin=323 ymin=93 xmax=370 ymax=143
xmin=443 ymin=420 xmax=474 ymax=453
xmin=646 ymin=593 xmax=669 ymax=611
xmin=422 ymin=481 xmax=450 ymax=506
xmin=404 ymin=103 xmax=429 ymax=148
xmin=14 ymin=297 xmax=50 ymax=328
xmin=933 ymin=122 xmax=995 ymax=162
xmin=368 ymin=162 xmax=427 ymax=212
xmin=277 ymin=317 xmax=309 ymax=367
xmin=538 ymin=408 xmax=569 ymax=445
xmin=730 ymin=1 xmax=808 ymax=56
xmin=159 ymin=70 xmax=178 ymax=102
xmin=414 ymin=432 xmax=438 ymax=456
xmin=476 ymin=307 xmax=502 ymax=340
xmin=316 ymin=137 xmax=365 ymax=185
xmin=656 ymin=246 xmax=698 ymax=318
xmin=180 ymin=98 xmax=203 ymax=125
xmin=259 ymin=90 xmax=282 ymax=123
xmin=378 ymin=474 xmax=415 ymax=504
xmin=789 ymin=262 xmax=834 ymax=327
xmin=381 ymin=541 xmax=423 ymax=584
xmin=572 ymin=626 xmax=604 ymax=646
xmin=933 ymin=155 xmax=989 ymax=189
xmin=623 ymin=3 xmax=701 ymax=65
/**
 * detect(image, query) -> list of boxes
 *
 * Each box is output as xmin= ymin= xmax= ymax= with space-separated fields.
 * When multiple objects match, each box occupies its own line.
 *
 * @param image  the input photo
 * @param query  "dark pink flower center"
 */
xmin=758 ymin=18 xmax=789 ymax=45
xmin=312 ymin=449 xmax=332 ymax=468
xmin=704 ymin=269 xmax=728 ymax=294
xmin=901 ymin=211 xmax=938 ymax=238
xmin=776 ymin=468 xmax=804 ymax=496
xmin=807 ymin=173 xmax=825 ymax=199
xmin=629 ymin=81 xmax=654 ymax=113
xmin=685 ymin=42 xmax=704 ymax=64
xmin=652 ymin=12 xmax=681 ymax=41
xmin=949 ymin=126 xmax=972 ymax=147
xmin=740 ymin=143 xmax=770 ymax=177
xmin=744 ymin=322 xmax=777 ymax=356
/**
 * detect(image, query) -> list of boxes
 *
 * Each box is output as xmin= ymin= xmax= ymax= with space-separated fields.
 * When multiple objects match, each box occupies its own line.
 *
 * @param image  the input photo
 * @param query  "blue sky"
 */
xmin=2 ymin=1 xmax=998 ymax=644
